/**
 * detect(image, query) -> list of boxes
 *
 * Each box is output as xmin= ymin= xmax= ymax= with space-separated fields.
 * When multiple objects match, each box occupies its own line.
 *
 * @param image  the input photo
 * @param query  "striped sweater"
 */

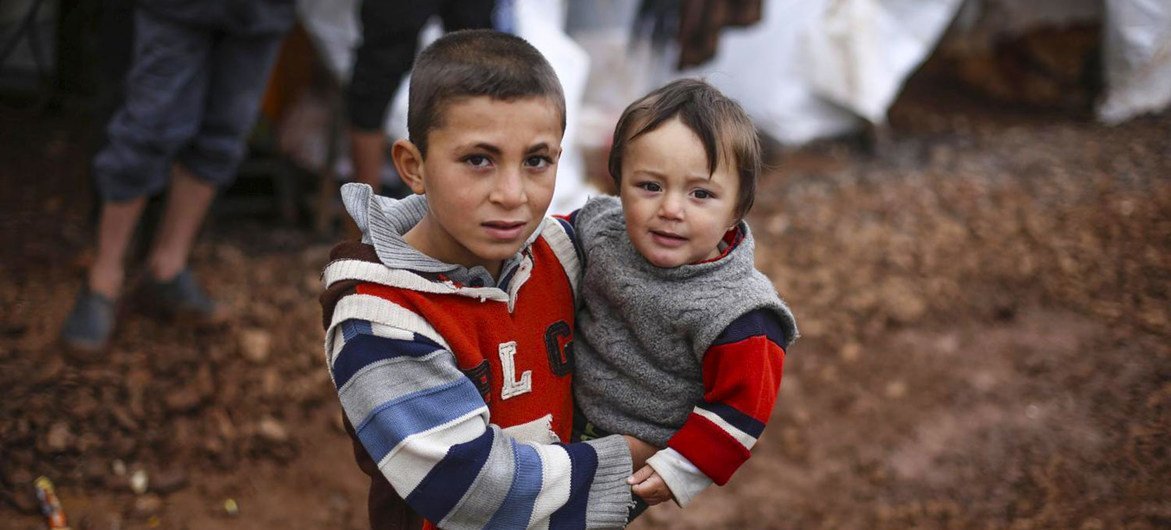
xmin=322 ymin=185 xmax=632 ymax=529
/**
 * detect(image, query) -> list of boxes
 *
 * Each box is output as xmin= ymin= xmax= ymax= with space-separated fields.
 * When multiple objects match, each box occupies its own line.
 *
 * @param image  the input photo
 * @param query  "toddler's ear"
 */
xmin=392 ymin=139 xmax=427 ymax=195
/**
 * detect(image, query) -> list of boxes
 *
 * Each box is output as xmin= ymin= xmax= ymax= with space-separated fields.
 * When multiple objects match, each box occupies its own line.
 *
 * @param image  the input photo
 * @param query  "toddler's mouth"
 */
xmin=650 ymin=230 xmax=687 ymax=246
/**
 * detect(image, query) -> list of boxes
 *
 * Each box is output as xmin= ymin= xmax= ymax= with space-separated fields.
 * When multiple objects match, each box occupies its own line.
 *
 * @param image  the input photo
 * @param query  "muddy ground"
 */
xmin=1 ymin=70 xmax=1169 ymax=529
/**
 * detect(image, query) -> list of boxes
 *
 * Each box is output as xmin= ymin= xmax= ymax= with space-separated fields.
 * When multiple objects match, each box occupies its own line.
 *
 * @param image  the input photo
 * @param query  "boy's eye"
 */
xmin=636 ymin=182 xmax=662 ymax=192
xmin=465 ymin=155 xmax=491 ymax=168
xmin=693 ymin=189 xmax=715 ymax=200
xmin=524 ymin=155 xmax=553 ymax=169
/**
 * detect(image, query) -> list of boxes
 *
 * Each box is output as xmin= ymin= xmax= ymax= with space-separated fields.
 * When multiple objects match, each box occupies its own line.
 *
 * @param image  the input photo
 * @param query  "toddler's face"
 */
xmin=618 ymin=117 xmax=739 ymax=268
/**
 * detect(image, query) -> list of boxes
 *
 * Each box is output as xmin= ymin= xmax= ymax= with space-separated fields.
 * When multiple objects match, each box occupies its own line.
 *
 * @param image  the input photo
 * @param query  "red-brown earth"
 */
xmin=2 ymin=72 xmax=1168 ymax=529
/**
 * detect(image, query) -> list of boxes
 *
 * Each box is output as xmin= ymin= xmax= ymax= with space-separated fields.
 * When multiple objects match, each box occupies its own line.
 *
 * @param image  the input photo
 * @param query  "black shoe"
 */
xmin=138 ymin=269 xmax=229 ymax=325
xmin=61 ymin=287 xmax=116 ymax=353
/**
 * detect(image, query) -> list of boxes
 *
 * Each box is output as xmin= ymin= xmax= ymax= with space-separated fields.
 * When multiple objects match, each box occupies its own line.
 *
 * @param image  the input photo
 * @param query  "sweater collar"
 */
xmin=339 ymin=183 xmax=534 ymax=289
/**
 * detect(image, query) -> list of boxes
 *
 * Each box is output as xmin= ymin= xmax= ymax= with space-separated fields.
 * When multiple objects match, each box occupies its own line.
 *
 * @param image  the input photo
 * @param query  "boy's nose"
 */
xmin=489 ymin=169 xmax=527 ymax=208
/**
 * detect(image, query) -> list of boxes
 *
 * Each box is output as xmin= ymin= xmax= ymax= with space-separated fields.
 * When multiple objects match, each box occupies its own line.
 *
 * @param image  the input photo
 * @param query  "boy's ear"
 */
xmin=391 ymin=139 xmax=427 ymax=194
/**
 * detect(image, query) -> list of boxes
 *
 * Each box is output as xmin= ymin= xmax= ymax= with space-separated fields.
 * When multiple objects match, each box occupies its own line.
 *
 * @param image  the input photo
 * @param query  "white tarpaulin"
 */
xmin=801 ymin=0 xmax=965 ymax=125
xmin=682 ymin=0 xmax=963 ymax=144
xmin=678 ymin=0 xmax=862 ymax=145
xmin=1098 ymin=0 xmax=1171 ymax=124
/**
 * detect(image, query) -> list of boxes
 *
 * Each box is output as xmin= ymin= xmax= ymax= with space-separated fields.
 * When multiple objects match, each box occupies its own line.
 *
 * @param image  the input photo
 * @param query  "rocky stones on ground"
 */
xmin=256 ymin=416 xmax=289 ymax=444
xmin=239 ymin=328 xmax=272 ymax=364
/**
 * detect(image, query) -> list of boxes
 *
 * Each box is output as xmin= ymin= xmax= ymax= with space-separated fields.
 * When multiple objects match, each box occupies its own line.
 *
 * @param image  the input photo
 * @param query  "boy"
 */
xmin=320 ymin=30 xmax=634 ymax=530
xmin=571 ymin=79 xmax=799 ymax=510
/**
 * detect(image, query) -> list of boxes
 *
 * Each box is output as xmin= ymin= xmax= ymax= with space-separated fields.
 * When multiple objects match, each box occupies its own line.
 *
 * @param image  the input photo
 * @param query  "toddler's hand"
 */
xmin=628 ymin=465 xmax=674 ymax=505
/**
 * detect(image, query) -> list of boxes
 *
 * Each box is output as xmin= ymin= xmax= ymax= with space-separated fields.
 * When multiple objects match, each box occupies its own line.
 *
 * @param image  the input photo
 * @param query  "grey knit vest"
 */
xmin=573 ymin=196 xmax=798 ymax=446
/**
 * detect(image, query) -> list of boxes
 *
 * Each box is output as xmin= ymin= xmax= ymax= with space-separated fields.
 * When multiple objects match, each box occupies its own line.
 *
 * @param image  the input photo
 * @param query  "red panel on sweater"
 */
xmin=354 ymin=237 xmax=578 ymax=441
xmin=701 ymin=337 xmax=785 ymax=423
xmin=667 ymin=413 xmax=751 ymax=485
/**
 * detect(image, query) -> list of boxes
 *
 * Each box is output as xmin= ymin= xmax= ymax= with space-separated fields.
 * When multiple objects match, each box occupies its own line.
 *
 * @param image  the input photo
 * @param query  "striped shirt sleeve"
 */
xmin=329 ymin=318 xmax=632 ymax=529
xmin=663 ymin=309 xmax=788 ymax=487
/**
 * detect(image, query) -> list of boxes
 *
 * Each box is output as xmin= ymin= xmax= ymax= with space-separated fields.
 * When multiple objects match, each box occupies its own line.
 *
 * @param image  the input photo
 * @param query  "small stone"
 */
xmin=164 ymin=386 xmax=203 ymax=413
xmin=195 ymin=363 xmax=216 ymax=399
xmin=839 ymin=342 xmax=862 ymax=362
xmin=150 ymin=469 xmax=189 ymax=494
xmin=46 ymin=422 xmax=75 ymax=452
xmin=885 ymin=380 xmax=907 ymax=399
xmin=132 ymin=494 xmax=163 ymax=516
xmin=111 ymin=407 xmax=139 ymax=431
xmin=110 ymin=433 xmax=136 ymax=456
xmin=239 ymin=329 xmax=272 ymax=364
xmin=82 ymin=460 xmax=107 ymax=485
xmin=130 ymin=469 xmax=149 ymax=495
xmin=256 ymin=416 xmax=289 ymax=443
xmin=224 ymin=498 xmax=239 ymax=516
xmin=262 ymin=368 xmax=280 ymax=396
xmin=126 ymin=369 xmax=151 ymax=418
xmin=210 ymin=408 xmax=237 ymax=440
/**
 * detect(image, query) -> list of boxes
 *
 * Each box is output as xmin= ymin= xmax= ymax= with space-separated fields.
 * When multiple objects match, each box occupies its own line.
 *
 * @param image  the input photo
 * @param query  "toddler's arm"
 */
xmin=651 ymin=309 xmax=788 ymax=506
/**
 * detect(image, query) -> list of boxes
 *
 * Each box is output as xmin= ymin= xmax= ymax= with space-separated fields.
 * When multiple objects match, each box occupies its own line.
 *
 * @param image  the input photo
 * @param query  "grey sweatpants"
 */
xmin=93 ymin=7 xmax=286 ymax=201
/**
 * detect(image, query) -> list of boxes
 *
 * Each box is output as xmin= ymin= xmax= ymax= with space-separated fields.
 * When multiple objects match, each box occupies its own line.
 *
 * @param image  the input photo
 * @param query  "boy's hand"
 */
xmin=628 ymin=465 xmax=674 ymax=505
xmin=623 ymin=435 xmax=658 ymax=470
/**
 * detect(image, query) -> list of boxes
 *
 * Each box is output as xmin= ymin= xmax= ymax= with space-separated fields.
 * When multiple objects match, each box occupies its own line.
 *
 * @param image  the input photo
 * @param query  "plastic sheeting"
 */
xmin=1098 ymin=0 xmax=1171 ymax=124
xmin=800 ymin=0 xmax=965 ymax=124
xmin=681 ymin=0 xmax=962 ymax=144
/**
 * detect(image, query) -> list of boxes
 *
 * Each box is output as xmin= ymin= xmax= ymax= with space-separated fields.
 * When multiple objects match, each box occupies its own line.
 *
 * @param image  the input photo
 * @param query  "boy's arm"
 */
xmin=649 ymin=308 xmax=787 ymax=505
xmin=328 ymin=316 xmax=632 ymax=530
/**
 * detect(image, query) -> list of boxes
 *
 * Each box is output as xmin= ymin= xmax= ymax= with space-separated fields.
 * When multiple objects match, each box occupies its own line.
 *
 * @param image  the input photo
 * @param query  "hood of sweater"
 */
xmin=339 ymin=183 xmax=540 ymax=289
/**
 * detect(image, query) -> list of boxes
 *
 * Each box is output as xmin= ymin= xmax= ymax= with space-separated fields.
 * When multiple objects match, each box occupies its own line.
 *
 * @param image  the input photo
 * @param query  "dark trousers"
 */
xmin=347 ymin=0 xmax=495 ymax=130
xmin=93 ymin=7 xmax=285 ymax=201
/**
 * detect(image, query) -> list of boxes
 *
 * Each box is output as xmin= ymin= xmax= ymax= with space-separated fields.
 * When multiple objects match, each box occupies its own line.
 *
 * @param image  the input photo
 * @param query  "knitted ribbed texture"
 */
xmin=584 ymin=434 xmax=636 ymax=529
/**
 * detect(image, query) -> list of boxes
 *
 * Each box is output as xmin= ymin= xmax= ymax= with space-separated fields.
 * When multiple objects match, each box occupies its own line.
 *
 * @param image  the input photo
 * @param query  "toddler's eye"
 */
xmin=693 ymin=189 xmax=715 ymax=199
xmin=636 ymin=182 xmax=662 ymax=192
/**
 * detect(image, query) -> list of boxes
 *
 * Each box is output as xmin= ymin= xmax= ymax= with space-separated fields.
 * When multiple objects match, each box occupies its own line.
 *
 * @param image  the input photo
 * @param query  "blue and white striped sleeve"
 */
xmin=328 ymin=317 xmax=632 ymax=529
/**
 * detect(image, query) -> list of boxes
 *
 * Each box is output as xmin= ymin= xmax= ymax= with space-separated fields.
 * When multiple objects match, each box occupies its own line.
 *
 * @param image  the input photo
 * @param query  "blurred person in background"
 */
xmin=347 ymin=0 xmax=495 ymax=202
xmin=60 ymin=0 xmax=294 ymax=353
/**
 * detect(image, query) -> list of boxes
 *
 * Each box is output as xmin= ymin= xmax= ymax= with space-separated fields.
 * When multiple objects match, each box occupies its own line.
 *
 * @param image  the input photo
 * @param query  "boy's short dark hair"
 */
xmin=609 ymin=78 xmax=761 ymax=220
xmin=408 ymin=29 xmax=566 ymax=156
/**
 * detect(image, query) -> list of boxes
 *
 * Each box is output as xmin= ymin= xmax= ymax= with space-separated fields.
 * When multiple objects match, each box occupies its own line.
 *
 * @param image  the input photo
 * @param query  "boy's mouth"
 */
xmin=482 ymin=220 xmax=527 ymax=240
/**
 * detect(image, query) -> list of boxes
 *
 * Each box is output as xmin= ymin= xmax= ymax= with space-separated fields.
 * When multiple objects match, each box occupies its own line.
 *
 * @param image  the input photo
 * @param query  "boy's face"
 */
xmin=396 ymin=96 xmax=562 ymax=277
xmin=619 ymin=117 xmax=740 ymax=268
